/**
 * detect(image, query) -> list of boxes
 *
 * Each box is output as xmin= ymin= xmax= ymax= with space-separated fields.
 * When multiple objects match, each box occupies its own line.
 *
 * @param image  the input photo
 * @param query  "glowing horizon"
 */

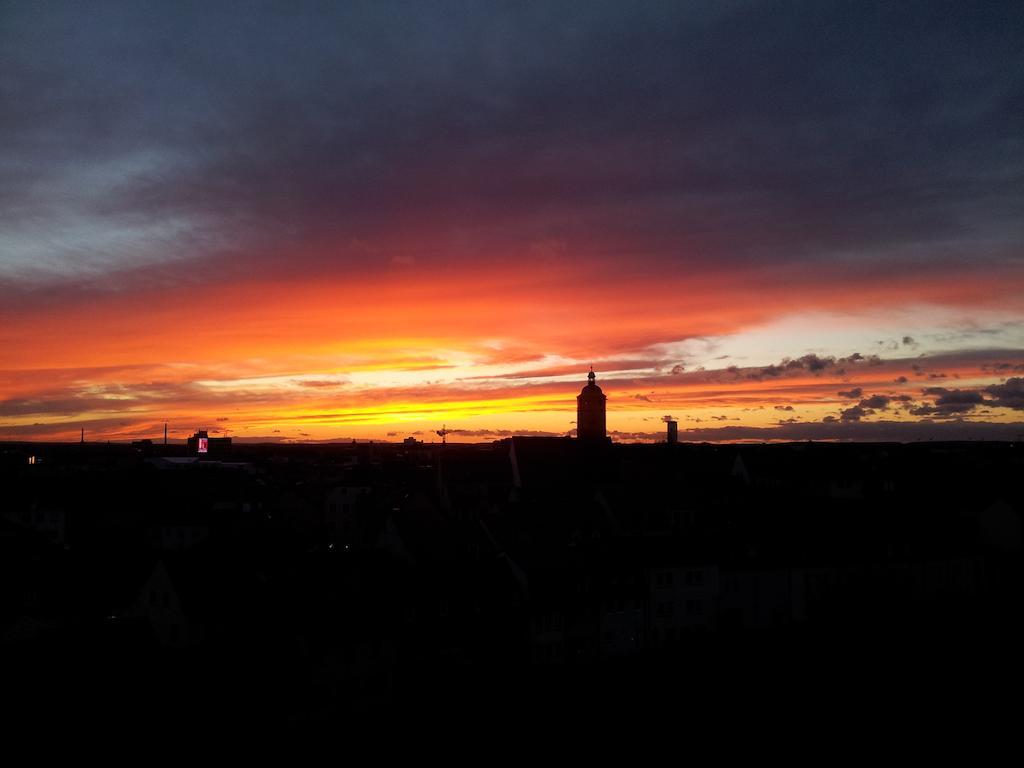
xmin=3 ymin=259 xmax=1022 ymax=443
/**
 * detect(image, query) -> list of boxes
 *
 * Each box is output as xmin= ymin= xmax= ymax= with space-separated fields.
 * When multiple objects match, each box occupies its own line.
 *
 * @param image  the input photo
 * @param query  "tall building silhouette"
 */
xmin=577 ymin=368 xmax=607 ymax=441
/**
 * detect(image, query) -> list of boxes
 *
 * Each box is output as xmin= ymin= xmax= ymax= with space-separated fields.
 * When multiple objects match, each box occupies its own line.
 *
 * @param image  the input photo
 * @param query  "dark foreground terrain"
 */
xmin=3 ymin=438 xmax=1021 ymax=735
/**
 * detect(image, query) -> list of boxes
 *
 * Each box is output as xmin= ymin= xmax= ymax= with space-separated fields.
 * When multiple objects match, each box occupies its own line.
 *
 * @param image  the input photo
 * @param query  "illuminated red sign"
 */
xmin=198 ymin=437 xmax=208 ymax=454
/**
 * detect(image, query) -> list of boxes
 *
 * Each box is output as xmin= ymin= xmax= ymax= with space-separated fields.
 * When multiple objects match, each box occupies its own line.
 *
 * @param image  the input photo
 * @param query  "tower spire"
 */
xmin=577 ymin=367 xmax=607 ymax=441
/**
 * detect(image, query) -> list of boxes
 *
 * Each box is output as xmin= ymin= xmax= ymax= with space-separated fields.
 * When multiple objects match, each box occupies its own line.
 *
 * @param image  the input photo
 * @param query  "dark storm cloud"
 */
xmin=840 ymin=406 xmax=868 ymax=422
xmin=922 ymin=387 xmax=986 ymax=407
xmin=2 ymin=0 xmax=1022 ymax=296
xmin=986 ymin=377 xmax=1024 ymax=410
xmin=858 ymin=395 xmax=890 ymax=409
xmin=747 ymin=352 xmax=881 ymax=381
xmin=788 ymin=354 xmax=831 ymax=372
xmin=909 ymin=386 xmax=987 ymax=416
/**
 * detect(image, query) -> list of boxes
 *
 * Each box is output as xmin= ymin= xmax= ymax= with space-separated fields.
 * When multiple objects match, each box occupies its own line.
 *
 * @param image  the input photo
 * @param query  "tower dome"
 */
xmin=576 ymin=367 xmax=607 ymax=441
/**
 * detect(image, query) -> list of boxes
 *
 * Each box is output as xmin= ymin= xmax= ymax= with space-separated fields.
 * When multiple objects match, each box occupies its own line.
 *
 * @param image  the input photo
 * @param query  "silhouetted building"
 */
xmin=4 ymin=435 xmax=1020 ymax=727
xmin=186 ymin=430 xmax=232 ymax=455
xmin=666 ymin=420 xmax=678 ymax=444
xmin=577 ymin=368 xmax=607 ymax=441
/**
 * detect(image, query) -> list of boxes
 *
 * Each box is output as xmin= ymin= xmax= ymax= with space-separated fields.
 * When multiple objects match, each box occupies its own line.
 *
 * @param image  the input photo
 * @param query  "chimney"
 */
xmin=164 ymin=422 xmax=168 ymax=445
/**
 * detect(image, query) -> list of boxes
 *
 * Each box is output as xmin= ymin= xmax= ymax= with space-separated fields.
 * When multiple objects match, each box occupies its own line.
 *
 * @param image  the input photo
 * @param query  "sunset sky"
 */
xmin=2 ymin=0 xmax=1023 ymax=443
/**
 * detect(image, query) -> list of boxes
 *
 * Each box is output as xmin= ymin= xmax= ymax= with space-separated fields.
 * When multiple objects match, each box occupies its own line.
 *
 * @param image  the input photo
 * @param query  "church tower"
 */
xmin=576 ymin=367 xmax=607 ymax=441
